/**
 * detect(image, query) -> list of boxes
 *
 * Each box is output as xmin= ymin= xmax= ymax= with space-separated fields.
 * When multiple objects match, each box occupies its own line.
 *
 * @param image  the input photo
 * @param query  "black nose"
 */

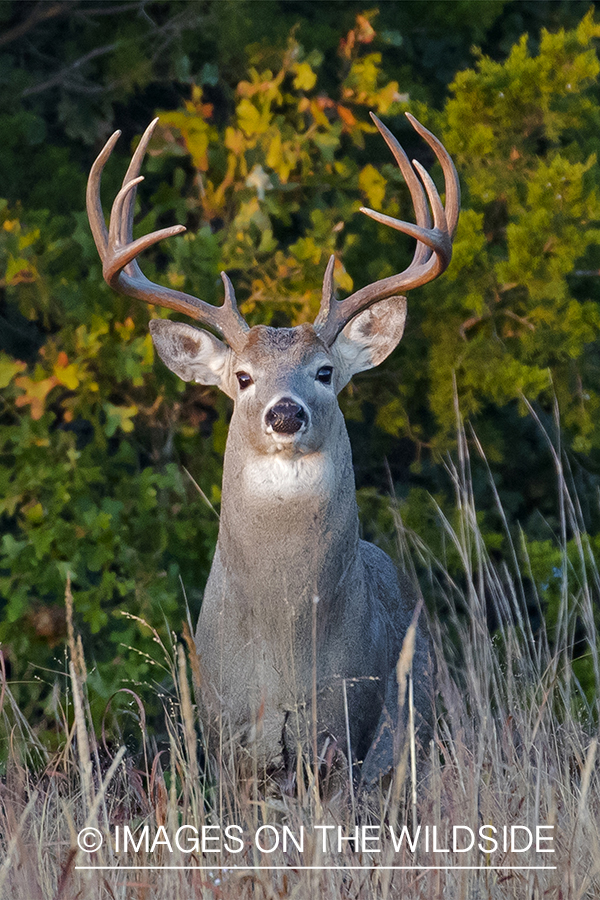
xmin=265 ymin=398 xmax=307 ymax=434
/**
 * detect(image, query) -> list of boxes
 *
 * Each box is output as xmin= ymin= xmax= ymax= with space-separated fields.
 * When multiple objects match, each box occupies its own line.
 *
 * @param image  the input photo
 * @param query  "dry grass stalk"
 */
xmin=1 ymin=417 xmax=599 ymax=897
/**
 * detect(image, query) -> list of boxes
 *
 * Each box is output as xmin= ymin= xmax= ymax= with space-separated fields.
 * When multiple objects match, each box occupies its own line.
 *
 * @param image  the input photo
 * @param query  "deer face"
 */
xmin=89 ymin=112 xmax=458 ymax=462
xmin=149 ymin=296 xmax=407 ymax=461
xmin=227 ymin=324 xmax=339 ymax=458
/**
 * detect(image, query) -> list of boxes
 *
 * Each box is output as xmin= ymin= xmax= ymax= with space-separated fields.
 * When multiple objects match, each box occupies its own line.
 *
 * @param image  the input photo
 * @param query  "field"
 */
xmin=1 ymin=419 xmax=598 ymax=900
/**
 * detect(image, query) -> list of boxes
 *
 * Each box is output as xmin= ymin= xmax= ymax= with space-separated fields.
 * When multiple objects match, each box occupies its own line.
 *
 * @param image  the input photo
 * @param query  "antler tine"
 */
xmin=406 ymin=112 xmax=460 ymax=237
xmin=120 ymin=118 xmax=159 ymax=253
xmin=107 ymin=175 xmax=144 ymax=267
xmin=86 ymin=121 xmax=250 ymax=352
xmin=314 ymin=113 xmax=460 ymax=347
xmin=314 ymin=254 xmax=336 ymax=331
xmin=221 ymin=271 xmax=240 ymax=313
xmin=369 ymin=113 xmax=433 ymax=267
xmin=104 ymin=175 xmax=185 ymax=284
xmin=412 ymin=161 xmax=447 ymax=234
xmin=86 ymin=129 xmax=121 ymax=257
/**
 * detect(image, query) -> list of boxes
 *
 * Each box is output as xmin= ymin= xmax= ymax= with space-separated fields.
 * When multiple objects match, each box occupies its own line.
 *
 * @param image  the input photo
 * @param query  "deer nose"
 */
xmin=265 ymin=397 xmax=307 ymax=434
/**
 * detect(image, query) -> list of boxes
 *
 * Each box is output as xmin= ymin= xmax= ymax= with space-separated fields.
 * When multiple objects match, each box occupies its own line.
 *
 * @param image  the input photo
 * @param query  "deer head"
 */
xmin=87 ymin=113 xmax=459 ymax=468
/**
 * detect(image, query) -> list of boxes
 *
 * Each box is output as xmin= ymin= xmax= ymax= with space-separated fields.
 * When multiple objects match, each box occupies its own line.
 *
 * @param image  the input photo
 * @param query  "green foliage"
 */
xmin=1 ymin=2 xmax=600 ymax=720
xmin=425 ymin=12 xmax=600 ymax=453
xmin=368 ymin=13 xmax=600 ymax=461
xmin=0 ymin=196 xmax=221 ymax=709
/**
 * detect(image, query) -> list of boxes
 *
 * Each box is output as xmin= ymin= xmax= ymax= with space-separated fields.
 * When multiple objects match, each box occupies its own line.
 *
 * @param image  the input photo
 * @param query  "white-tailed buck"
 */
xmin=87 ymin=112 xmax=459 ymax=789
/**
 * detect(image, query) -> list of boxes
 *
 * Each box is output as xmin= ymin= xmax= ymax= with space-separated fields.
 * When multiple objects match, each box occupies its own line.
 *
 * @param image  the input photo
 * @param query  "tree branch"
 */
xmin=21 ymin=43 xmax=117 ymax=98
xmin=0 ymin=1 xmax=79 ymax=49
xmin=73 ymin=1 xmax=145 ymax=17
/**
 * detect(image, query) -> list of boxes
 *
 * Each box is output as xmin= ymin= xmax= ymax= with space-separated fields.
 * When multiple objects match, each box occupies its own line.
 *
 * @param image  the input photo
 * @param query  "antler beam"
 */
xmin=86 ymin=119 xmax=250 ymax=352
xmin=314 ymin=112 xmax=460 ymax=346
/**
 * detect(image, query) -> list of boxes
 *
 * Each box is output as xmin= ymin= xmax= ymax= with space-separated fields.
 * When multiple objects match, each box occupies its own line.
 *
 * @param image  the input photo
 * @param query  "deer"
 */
xmin=87 ymin=111 xmax=459 ymax=791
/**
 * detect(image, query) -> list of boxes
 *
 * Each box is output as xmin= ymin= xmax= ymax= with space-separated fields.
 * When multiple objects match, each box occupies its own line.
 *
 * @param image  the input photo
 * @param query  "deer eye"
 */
xmin=236 ymin=371 xmax=253 ymax=390
xmin=316 ymin=366 xmax=333 ymax=385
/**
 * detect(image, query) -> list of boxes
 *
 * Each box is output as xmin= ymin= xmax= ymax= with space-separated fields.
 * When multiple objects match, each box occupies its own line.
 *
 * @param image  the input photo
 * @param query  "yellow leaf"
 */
xmin=185 ymin=122 xmax=211 ymax=171
xmin=160 ymin=110 xmax=187 ymax=130
xmin=142 ymin=333 xmax=154 ymax=367
xmin=266 ymin=132 xmax=282 ymax=169
xmin=5 ymin=255 xmax=37 ymax=285
xmin=237 ymin=98 xmax=270 ymax=136
xmin=54 ymin=363 xmax=80 ymax=391
xmin=225 ymin=126 xmax=246 ymax=156
xmin=335 ymin=261 xmax=354 ymax=293
xmin=309 ymin=99 xmax=330 ymax=127
xmin=53 ymin=351 xmax=81 ymax=390
xmin=373 ymin=80 xmax=400 ymax=114
xmin=115 ymin=318 xmax=136 ymax=340
xmin=160 ymin=112 xmax=212 ymax=171
xmin=23 ymin=502 xmax=44 ymax=524
xmin=359 ymin=164 xmax=387 ymax=209
xmin=293 ymin=62 xmax=317 ymax=91
xmin=18 ymin=227 xmax=40 ymax=251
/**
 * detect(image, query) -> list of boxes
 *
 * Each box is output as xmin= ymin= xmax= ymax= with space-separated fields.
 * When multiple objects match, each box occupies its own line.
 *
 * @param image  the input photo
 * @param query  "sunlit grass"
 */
xmin=1 ymin=414 xmax=599 ymax=898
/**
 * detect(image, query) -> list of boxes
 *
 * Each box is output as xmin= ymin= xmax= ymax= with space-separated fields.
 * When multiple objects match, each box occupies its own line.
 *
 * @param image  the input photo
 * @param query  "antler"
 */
xmin=86 ymin=118 xmax=250 ymax=352
xmin=314 ymin=112 xmax=460 ymax=346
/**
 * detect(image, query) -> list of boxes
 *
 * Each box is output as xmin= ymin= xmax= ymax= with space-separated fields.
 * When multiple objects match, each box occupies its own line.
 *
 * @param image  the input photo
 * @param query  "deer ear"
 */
xmin=331 ymin=296 xmax=407 ymax=386
xmin=149 ymin=320 xmax=233 ymax=394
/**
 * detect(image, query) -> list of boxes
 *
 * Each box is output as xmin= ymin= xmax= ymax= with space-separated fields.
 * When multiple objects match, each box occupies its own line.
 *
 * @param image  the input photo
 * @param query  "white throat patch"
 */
xmin=243 ymin=452 xmax=335 ymax=499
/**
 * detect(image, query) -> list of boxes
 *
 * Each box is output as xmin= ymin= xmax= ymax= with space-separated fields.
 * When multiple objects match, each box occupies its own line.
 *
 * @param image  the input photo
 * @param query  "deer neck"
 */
xmin=216 ymin=415 xmax=360 ymax=606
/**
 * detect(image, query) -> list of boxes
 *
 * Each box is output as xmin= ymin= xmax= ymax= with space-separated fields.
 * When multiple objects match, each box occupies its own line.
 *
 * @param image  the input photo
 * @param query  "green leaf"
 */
xmin=0 ymin=353 xmax=26 ymax=388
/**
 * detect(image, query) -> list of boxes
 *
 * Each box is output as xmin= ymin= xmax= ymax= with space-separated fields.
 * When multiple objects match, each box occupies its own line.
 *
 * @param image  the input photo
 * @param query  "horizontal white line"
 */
xmin=75 ymin=865 xmax=557 ymax=871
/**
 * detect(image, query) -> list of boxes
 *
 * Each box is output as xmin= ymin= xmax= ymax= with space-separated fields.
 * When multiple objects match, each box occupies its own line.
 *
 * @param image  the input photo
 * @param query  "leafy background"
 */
xmin=1 ymin=0 xmax=600 ymax=730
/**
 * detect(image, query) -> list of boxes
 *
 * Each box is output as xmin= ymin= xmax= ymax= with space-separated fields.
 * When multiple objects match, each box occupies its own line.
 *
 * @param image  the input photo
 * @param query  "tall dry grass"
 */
xmin=1 ymin=414 xmax=599 ymax=898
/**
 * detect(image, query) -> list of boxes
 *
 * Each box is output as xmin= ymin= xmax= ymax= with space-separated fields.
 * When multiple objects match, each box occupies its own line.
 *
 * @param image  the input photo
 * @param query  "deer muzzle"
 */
xmin=264 ymin=398 xmax=307 ymax=435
